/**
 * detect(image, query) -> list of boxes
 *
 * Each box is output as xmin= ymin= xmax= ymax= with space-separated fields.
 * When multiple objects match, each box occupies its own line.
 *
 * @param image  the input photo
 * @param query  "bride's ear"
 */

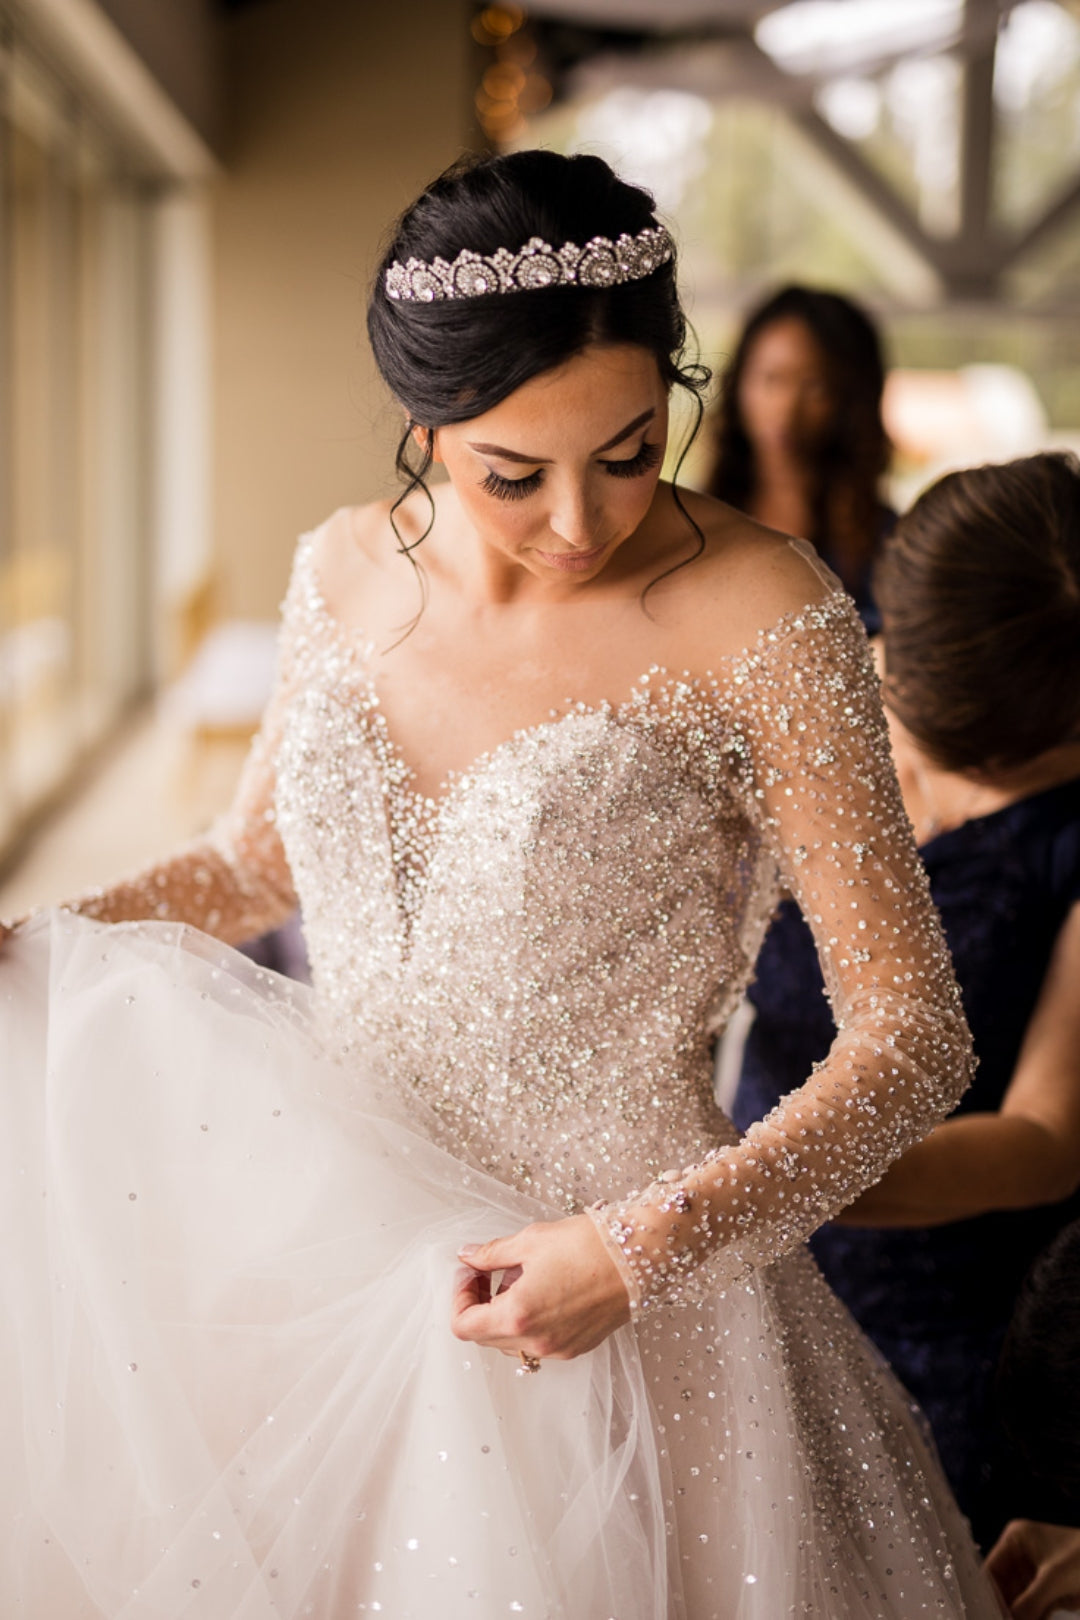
xmin=409 ymin=420 xmax=441 ymax=465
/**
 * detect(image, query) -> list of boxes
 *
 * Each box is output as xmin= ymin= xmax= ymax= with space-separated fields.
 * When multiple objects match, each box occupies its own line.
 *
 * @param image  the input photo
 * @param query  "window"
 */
xmin=0 ymin=25 xmax=150 ymax=852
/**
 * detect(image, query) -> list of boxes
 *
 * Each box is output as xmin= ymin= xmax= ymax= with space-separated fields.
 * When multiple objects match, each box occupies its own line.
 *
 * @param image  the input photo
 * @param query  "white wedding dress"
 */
xmin=0 ymin=517 xmax=1000 ymax=1617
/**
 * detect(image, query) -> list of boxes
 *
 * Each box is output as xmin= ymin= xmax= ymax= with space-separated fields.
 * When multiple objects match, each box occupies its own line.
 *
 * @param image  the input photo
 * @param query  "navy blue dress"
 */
xmin=732 ymin=776 xmax=1080 ymax=1546
xmin=804 ymin=502 xmax=894 ymax=635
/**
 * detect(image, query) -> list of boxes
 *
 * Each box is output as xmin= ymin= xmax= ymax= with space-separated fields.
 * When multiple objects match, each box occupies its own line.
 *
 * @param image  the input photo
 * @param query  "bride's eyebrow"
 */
xmin=466 ymin=407 xmax=656 ymax=465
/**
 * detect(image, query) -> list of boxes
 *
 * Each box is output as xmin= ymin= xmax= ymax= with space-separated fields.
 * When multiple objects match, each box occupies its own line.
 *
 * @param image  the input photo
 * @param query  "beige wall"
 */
xmin=95 ymin=0 xmax=221 ymax=149
xmin=212 ymin=0 xmax=475 ymax=618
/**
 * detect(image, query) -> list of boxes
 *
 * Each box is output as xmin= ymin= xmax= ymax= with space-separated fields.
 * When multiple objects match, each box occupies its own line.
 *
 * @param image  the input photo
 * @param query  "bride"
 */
xmin=0 ymin=150 xmax=1000 ymax=1617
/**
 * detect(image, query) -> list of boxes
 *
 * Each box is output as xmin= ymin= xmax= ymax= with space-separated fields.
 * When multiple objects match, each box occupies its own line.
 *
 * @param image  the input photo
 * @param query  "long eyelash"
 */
xmin=480 ymin=468 xmax=544 ymax=502
xmin=602 ymin=441 xmax=663 ymax=479
xmin=479 ymin=439 xmax=662 ymax=502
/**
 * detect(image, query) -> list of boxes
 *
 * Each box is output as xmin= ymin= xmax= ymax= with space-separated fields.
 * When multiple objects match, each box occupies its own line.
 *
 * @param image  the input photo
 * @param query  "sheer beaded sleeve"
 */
xmin=588 ymin=592 xmax=975 ymax=1312
xmin=58 ymin=557 xmax=308 ymax=945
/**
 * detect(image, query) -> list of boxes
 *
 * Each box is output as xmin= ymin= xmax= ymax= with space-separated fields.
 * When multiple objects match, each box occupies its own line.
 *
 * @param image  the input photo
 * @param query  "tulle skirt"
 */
xmin=0 ymin=913 xmax=998 ymax=1618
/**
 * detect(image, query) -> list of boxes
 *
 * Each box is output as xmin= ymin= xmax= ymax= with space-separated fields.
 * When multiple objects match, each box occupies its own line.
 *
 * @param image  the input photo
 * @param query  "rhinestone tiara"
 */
xmin=384 ymin=224 xmax=674 ymax=303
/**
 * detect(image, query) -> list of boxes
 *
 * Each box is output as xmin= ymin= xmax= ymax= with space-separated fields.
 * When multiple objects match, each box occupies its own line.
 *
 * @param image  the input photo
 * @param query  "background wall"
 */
xmin=212 ymin=0 xmax=475 ymax=618
xmin=95 ymin=0 xmax=221 ymax=149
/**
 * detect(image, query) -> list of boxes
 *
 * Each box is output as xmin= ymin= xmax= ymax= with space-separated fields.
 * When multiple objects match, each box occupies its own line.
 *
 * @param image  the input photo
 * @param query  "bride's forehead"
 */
xmin=463 ymin=346 xmax=665 ymax=433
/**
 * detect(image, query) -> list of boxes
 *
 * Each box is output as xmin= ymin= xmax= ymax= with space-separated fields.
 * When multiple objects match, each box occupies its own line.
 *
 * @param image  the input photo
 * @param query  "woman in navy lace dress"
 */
xmin=732 ymin=452 xmax=1080 ymax=1550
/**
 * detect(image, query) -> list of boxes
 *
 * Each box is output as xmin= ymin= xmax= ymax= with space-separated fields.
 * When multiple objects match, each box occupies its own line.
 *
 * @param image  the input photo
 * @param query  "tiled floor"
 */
xmin=0 ymin=712 xmax=249 ymax=920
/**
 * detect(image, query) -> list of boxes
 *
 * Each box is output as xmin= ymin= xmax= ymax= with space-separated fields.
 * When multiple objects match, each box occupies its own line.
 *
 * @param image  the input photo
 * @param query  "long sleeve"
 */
xmin=60 ymin=563 xmax=307 ymax=946
xmin=589 ymin=594 xmax=975 ymax=1311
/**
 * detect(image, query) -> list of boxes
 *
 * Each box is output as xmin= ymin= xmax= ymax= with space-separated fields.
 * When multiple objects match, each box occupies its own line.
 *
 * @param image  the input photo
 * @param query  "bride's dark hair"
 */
xmin=366 ymin=149 xmax=710 ymax=596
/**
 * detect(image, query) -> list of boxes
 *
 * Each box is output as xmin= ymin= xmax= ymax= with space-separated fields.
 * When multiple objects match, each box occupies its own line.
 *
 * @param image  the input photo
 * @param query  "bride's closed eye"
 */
xmin=479 ymin=440 xmax=663 ymax=502
xmin=480 ymin=467 xmax=544 ymax=503
xmin=601 ymin=440 xmax=662 ymax=480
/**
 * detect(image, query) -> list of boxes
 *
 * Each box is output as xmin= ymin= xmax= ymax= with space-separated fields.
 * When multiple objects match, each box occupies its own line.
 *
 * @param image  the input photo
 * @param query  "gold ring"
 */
xmin=517 ymin=1351 xmax=541 ymax=1375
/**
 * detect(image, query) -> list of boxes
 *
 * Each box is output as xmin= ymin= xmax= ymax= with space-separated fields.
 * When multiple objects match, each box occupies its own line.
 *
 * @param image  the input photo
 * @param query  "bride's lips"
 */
xmin=534 ymin=542 xmax=609 ymax=574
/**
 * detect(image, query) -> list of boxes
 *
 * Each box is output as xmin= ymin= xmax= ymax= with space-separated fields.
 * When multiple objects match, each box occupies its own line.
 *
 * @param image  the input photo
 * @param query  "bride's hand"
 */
xmin=450 ymin=1214 xmax=632 ymax=1361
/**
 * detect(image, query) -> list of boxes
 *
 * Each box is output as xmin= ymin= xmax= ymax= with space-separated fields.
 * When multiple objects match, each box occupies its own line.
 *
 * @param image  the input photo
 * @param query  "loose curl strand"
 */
xmin=643 ymin=364 xmax=710 ymax=611
xmin=386 ymin=421 xmax=434 ymax=642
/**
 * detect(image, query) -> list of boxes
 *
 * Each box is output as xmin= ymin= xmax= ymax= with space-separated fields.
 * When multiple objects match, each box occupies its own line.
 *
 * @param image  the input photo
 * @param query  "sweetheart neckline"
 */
xmin=295 ymin=530 xmax=852 ymax=815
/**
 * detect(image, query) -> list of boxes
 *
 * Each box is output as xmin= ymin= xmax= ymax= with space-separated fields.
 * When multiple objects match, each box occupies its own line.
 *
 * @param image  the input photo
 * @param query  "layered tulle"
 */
xmin=0 ymin=914 xmax=996 ymax=1617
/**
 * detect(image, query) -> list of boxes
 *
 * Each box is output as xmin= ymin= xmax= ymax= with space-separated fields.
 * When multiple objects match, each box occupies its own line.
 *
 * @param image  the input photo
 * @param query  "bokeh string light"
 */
xmin=472 ymin=6 xmax=552 ymax=146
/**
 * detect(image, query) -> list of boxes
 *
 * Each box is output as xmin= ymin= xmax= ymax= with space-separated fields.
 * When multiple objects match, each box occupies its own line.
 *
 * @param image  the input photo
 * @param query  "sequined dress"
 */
xmin=0 ymin=519 xmax=999 ymax=1618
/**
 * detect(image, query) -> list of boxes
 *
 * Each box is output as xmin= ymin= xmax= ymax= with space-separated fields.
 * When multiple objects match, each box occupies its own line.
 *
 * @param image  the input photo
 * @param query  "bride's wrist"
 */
xmin=586 ymin=1176 xmax=711 ymax=1315
xmin=584 ymin=1202 xmax=643 ymax=1315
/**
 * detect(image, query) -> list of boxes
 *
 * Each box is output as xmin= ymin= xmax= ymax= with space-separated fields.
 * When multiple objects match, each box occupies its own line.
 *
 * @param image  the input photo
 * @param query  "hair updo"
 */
xmin=875 ymin=451 xmax=1080 ymax=774
xmin=367 ymin=149 xmax=709 ymax=563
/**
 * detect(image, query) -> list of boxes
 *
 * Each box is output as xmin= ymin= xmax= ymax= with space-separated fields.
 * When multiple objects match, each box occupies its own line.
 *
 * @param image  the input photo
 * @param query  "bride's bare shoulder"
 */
xmin=305 ymin=491 xmax=439 ymax=623
xmin=653 ymin=488 xmax=839 ymax=660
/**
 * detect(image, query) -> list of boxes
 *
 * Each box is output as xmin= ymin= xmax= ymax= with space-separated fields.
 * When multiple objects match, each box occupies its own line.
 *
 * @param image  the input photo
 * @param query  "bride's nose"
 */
xmin=547 ymin=480 xmax=597 ymax=550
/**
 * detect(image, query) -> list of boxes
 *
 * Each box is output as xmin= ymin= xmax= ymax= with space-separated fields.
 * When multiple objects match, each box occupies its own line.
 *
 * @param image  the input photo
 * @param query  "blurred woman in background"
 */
xmin=707 ymin=283 xmax=893 ymax=627
xmin=732 ymin=451 xmax=1080 ymax=1549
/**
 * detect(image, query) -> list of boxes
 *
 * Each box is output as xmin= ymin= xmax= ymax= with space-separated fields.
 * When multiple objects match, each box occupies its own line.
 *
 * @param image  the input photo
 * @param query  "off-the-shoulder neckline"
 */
xmin=292 ymin=523 xmax=857 ymax=687
xmin=286 ymin=527 xmax=865 ymax=812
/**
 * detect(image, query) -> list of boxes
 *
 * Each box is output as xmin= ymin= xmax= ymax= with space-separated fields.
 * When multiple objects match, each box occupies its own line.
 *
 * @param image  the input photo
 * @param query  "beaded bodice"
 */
xmin=71 ymin=518 xmax=973 ymax=1308
xmin=274 ymin=575 xmax=766 ymax=1208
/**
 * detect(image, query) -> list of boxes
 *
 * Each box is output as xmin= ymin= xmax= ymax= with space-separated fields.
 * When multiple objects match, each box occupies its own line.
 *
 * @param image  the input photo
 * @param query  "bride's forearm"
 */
xmin=57 ymin=837 xmax=297 ymax=946
xmin=587 ymin=1127 xmax=809 ymax=1312
xmin=590 ymin=994 xmax=974 ymax=1314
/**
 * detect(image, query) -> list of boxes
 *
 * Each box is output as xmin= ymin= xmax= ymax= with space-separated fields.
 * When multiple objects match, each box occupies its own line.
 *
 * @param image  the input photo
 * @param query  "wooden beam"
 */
xmin=739 ymin=38 xmax=951 ymax=279
xmin=790 ymin=102 xmax=946 ymax=266
xmin=744 ymin=26 xmax=1008 ymax=300
xmin=957 ymin=0 xmax=997 ymax=255
xmin=573 ymin=8 xmax=1080 ymax=301
xmin=995 ymin=167 xmax=1080 ymax=273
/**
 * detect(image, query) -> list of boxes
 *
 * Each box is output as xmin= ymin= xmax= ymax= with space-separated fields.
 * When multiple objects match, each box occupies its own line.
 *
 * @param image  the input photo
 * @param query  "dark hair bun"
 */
xmin=876 ymin=451 xmax=1080 ymax=773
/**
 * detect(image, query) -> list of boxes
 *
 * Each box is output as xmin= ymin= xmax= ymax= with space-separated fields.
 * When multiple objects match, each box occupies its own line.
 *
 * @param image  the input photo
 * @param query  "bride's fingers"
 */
xmin=449 ymin=1292 xmax=500 ymax=1344
xmin=452 ymin=1237 xmax=531 ymax=1343
xmin=456 ymin=1234 xmax=525 ymax=1273
xmin=495 ymin=1264 xmax=523 ymax=1293
xmin=450 ymin=1263 xmax=491 ymax=1319
xmin=450 ymin=1274 xmax=535 ymax=1348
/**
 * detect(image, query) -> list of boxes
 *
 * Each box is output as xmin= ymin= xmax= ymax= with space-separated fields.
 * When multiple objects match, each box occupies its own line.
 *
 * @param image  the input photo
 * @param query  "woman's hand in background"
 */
xmin=987 ymin=1519 xmax=1080 ymax=1619
xmin=838 ymin=903 xmax=1080 ymax=1229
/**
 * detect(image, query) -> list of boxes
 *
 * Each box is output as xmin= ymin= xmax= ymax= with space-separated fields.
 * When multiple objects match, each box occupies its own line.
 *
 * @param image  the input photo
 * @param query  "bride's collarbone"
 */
xmin=369 ymin=598 xmax=705 ymax=714
xmin=321 ymin=499 xmax=814 ymax=700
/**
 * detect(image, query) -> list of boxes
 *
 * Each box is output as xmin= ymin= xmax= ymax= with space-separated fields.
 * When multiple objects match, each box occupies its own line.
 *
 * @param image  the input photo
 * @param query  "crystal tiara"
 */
xmin=384 ymin=224 xmax=674 ymax=303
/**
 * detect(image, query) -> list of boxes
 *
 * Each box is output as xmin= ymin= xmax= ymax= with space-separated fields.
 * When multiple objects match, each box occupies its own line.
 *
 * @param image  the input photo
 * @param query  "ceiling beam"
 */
xmin=957 ymin=0 xmax=997 ymax=266
xmin=548 ymin=1 xmax=1080 ymax=303
xmin=997 ymin=166 xmax=1080 ymax=271
xmin=740 ymin=37 xmax=954 ymax=285
xmin=744 ymin=6 xmax=1080 ymax=301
